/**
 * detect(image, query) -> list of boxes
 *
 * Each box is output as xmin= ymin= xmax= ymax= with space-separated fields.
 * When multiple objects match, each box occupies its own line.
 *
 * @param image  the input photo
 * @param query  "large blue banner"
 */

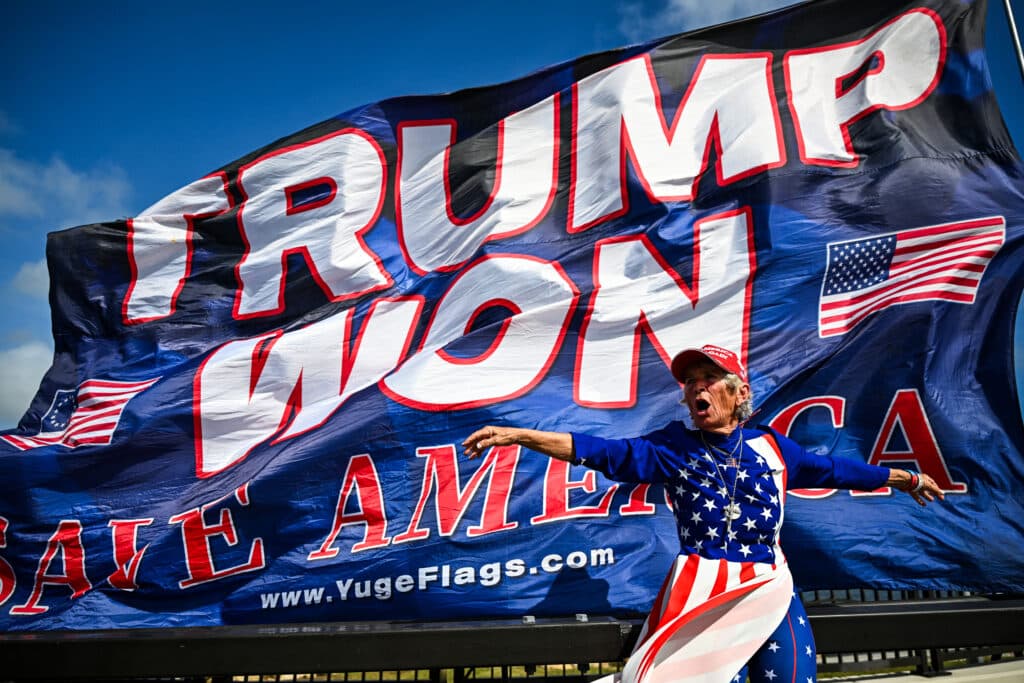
xmin=0 ymin=0 xmax=1021 ymax=630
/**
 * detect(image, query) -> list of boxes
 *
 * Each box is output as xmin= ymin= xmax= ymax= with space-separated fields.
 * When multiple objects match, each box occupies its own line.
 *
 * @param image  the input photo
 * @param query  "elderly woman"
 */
xmin=463 ymin=344 xmax=943 ymax=683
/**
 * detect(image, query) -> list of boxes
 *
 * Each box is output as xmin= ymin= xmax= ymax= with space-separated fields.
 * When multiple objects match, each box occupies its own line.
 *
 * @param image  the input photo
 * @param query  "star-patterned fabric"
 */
xmin=667 ymin=441 xmax=782 ymax=564
xmin=572 ymin=423 xmax=889 ymax=683
xmin=572 ymin=423 xmax=888 ymax=564
xmin=733 ymin=591 xmax=818 ymax=683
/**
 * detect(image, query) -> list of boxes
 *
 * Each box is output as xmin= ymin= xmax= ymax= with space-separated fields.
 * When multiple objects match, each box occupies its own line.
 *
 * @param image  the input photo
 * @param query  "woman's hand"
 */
xmin=889 ymin=469 xmax=945 ymax=506
xmin=462 ymin=426 xmax=575 ymax=462
xmin=462 ymin=426 xmax=524 ymax=459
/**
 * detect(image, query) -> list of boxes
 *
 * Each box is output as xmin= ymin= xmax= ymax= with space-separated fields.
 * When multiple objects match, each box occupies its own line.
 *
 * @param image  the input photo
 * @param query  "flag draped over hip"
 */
xmin=617 ymin=555 xmax=794 ymax=683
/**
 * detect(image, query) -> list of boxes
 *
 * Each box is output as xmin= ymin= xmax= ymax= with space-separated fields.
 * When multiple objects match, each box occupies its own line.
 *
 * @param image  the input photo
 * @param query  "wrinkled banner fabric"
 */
xmin=1 ymin=0 xmax=1022 ymax=630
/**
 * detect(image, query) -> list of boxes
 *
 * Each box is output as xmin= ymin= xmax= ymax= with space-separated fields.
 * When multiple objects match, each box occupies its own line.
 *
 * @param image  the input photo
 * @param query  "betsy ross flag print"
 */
xmin=0 ymin=378 xmax=159 ymax=451
xmin=818 ymin=217 xmax=1006 ymax=337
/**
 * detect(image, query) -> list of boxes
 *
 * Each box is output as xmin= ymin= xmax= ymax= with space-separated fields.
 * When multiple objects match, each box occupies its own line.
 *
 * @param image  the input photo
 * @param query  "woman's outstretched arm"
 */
xmin=462 ymin=426 xmax=574 ymax=462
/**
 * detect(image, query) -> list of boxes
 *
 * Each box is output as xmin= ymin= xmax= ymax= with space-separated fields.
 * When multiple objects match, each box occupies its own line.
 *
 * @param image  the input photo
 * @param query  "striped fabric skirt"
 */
xmin=602 ymin=553 xmax=794 ymax=683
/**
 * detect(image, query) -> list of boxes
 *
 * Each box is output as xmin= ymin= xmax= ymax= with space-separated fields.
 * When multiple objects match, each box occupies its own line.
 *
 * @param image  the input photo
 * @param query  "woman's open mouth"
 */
xmin=695 ymin=398 xmax=710 ymax=412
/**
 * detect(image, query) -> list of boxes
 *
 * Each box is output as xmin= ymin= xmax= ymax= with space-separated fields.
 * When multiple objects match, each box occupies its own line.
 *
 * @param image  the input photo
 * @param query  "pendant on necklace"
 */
xmin=724 ymin=457 xmax=739 ymax=468
xmin=724 ymin=502 xmax=742 ymax=521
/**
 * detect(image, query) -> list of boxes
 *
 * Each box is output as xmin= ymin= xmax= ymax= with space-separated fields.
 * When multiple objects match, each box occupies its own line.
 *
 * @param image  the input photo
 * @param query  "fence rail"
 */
xmin=1 ymin=596 xmax=1022 ymax=681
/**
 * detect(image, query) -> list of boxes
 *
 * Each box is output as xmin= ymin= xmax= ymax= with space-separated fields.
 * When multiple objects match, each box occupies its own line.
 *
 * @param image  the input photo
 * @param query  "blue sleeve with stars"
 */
xmin=761 ymin=427 xmax=890 ymax=491
xmin=570 ymin=422 xmax=697 ymax=483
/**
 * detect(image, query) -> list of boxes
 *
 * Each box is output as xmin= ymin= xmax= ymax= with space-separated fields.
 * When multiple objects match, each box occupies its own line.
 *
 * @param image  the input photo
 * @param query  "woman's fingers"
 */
xmin=462 ymin=426 xmax=511 ymax=458
xmin=911 ymin=473 xmax=944 ymax=506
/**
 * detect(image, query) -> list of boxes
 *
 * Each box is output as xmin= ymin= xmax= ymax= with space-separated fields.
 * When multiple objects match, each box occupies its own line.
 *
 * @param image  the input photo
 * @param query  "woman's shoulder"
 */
xmin=660 ymin=420 xmax=701 ymax=438
xmin=740 ymin=424 xmax=800 ymax=450
xmin=642 ymin=420 xmax=700 ymax=445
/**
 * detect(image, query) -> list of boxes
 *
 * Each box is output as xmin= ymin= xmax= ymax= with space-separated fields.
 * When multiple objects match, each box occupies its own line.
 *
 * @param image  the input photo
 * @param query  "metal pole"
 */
xmin=1004 ymin=0 xmax=1024 ymax=82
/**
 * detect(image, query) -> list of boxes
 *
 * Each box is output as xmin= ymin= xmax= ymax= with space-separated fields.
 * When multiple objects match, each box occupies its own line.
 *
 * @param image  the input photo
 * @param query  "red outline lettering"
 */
xmin=233 ymin=127 xmax=391 ymax=320
xmin=768 ymin=396 xmax=846 ymax=499
xmin=574 ymin=207 xmax=755 ymax=408
xmin=9 ymin=520 xmax=91 ymax=616
xmin=395 ymin=96 xmax=560 ymax=275
xmin=107 ymin=518 xmax=154 ymax=591
xmin=569 ymin=55 xmax=784 ymax=232
xmin=309 ymin=454 xmax=391 ymax=558
xmin=169 ymin=484 xmax=264 ymax=588
xmin=382 ymin=254 xmax=579 ymax=411
xmin=123 ymin=172 xmax=232 ymax=325
xmin=785 ymin=9 xmax=946 ymax=168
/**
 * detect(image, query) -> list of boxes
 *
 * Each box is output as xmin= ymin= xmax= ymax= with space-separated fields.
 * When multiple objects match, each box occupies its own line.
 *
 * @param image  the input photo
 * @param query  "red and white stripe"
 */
xmin=747 ymin=433 xmax=788 ymax=557
xmin=619 ymin=554 xmax=794 ymax=683
xmin=818 ymin=217 xmax=1005 ymax=337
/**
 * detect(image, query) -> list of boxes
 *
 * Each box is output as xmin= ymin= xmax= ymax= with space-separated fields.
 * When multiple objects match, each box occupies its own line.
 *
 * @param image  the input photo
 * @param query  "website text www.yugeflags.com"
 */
xmin=258 ymin=547 xmax=616 ymax=609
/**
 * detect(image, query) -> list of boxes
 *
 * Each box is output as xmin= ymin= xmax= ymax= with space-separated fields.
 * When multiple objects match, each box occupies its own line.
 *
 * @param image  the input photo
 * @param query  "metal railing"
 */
xmin=2 ymin=593 xmax=1022 ymax=681
xmin=801 ymin=589 xmax=1023 ymax=676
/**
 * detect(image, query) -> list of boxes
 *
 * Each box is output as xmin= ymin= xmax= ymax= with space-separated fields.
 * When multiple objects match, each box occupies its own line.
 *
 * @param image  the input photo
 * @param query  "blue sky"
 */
xmin=0 ymin=0 xmax=1021 ymax=427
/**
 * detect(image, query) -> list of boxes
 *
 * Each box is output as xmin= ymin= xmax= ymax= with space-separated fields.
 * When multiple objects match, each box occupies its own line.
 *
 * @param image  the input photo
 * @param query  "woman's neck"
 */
xmin=702 ymin=422 xmax=740 ymax=439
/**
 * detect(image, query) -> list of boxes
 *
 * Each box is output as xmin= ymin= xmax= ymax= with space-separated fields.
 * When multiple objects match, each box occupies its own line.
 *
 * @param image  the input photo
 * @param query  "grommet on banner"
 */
xmin=522 ymin=615 xmax=536 ymax=624
xmin=575 ymin=613 xmax=589 ymax=622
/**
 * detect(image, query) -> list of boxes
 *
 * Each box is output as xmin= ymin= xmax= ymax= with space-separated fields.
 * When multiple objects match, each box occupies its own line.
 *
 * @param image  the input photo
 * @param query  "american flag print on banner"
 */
xmin=1 ymin=378 xmax=159 ymax=451
xmin=818 ymin=216 xmax=1006 ymax=337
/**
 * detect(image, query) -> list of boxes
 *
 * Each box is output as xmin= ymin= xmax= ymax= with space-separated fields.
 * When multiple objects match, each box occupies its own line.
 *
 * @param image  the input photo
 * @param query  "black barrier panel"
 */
xmin=1 ymin=598 xmax=1022 ymax=680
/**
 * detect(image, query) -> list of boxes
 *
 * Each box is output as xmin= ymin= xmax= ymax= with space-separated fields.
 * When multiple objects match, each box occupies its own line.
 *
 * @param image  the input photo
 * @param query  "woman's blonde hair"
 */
xmin=723 ymin=373 xmax=754 ymax=422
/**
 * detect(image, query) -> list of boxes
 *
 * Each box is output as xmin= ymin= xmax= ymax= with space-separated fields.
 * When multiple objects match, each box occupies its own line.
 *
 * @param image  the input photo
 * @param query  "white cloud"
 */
xmin=0 ymin=150 xmax=44 ymax=218
xmin=12 ymin=259 xmax=49 ymax=299
xmin=0 ymin=148 xmax=132 ymax=228
xmin=618 ymin=0 xmax=800 ymax=43
xmin=0 ymin=341 xmax=53 ymax=428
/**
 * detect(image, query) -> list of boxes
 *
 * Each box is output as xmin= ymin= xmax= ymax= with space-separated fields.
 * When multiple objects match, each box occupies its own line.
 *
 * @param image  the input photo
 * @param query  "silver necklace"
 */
xmin=703 ymin=432 xmax=742 ymax=468
xmin=700 ymin=431 xmax=744 ymax=531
